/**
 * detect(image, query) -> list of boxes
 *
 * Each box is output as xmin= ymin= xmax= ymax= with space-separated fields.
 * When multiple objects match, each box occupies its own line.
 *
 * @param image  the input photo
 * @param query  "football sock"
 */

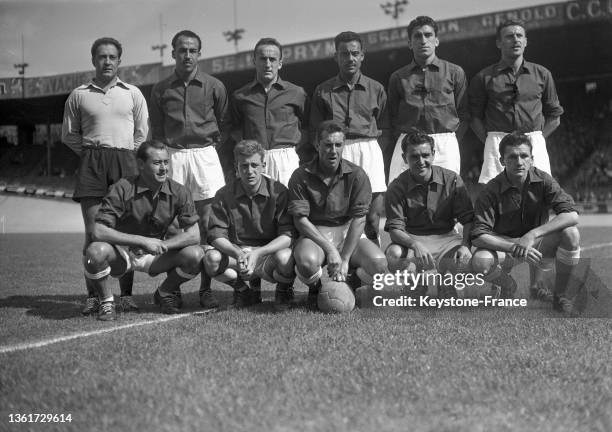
xmin=85 ymin=277 xmax=96 ymax=297
xmin=308 ymin=280 xmax=322 ymax=296
xmin=295 ymin=266 xmax=322 ymax=286
xmin=119 ymin=271 xmax=134 ymax=296
xmin=84 ymin=267 xmax=111 ymax=300
xmin=199 ymin=272 xmax=212 ymax=293
xmin=158 ymin=268 xmax=196 ymax=295
xmin=229 ymin=278 xmax=249 ymax=291
xmin=272 ymin=270 xmax=294 ymax=284
xmin=554 ymin=247 xmax=581 ymax=296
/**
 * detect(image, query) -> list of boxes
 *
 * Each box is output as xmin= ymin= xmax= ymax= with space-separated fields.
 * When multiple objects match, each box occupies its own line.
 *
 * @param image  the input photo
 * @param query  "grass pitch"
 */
xmin=1 ymin=229 xmax=612 ymax=431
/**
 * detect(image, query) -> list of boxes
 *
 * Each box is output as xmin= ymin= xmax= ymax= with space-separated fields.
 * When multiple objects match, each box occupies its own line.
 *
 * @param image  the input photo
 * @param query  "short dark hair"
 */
xmin=91 ymin=37 xmax=122 ymax=58
xmin=253 ymin=38 xmax=283 ymax=59
xmin=401 ymin=128 xmax=434 ymax=153
xmin=407 ymin=16 xmax=438 ymax=38
xmin=496 ymin=19 xmax=526 ymax=40
xmin=172 ymin=30 xmax=202 ymax=51
xmin=334 ymin=31 xmax=363 ymax=51
xmin=233 ymin=140 xmax=265 ymax=163
xmin=136 ymin=140 xmax=167 ymax=162
xmin=317 ymin=120 xmax=346 ymax=142
xmin=499 ymin=132 xmax=532 ymax=158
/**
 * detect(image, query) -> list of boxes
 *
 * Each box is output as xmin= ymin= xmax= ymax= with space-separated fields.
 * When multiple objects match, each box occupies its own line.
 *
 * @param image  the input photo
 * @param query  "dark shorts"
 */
xmin=73 ymin=147 xmax=137 ymax=202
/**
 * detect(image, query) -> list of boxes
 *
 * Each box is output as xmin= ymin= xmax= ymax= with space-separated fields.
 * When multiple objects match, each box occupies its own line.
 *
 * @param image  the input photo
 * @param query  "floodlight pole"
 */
xmin=223 ymin=0 xmax=245 ymax=53
xmin=380 ymin=0 xmax=409 ymax=27
xmin=151 ymin=14 xmax=167 ymax=63
xmin=14 ymin=34 xmax=28 ymax=99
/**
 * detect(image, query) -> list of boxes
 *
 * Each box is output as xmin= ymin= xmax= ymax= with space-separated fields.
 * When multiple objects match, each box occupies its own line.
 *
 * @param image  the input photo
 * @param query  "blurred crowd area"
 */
xmin=1 ymin=84 xmax=611 ymax=203
xmin=549 ymin=86 xmax=612 ymax=203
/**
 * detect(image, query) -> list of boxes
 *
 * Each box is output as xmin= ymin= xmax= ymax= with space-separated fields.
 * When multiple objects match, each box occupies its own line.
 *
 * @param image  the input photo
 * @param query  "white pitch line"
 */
xmin=0 ymin=310 xmax=214 ymax=355
xmin=583 ymin=242 xmax=612 ymax=252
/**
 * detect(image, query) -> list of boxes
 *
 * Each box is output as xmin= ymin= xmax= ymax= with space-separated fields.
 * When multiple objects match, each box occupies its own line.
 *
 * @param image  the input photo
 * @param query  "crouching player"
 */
xmin=204 ymin=140 xmax=296 ymax=310
xmin=83 ymin=140 xmax=204 ymax=320
xmin=470 ymin=132 xmax=581 ymax=313
xmin=288 ymin=120 xmax=387 ymax=307
xmin=385 ymin=130 xmax=474 ymax=298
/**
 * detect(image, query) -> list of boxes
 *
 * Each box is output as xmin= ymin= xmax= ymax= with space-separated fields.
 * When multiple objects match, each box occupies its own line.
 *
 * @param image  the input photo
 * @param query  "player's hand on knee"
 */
xmin=142 ymin=237 xmax=167 ymax=255
xmin=242 ymin=249 xmax=261 ymax=275
xmin=511 ymin=243 xmax=527 ymax=259
xmin=411 ymin=242 xmax=434 ymax=269
xmin=237 ymin=253 xmax=250 ymax=278
xmin=326 ymin=249 xmax=343 ymax=278
xmin=330 ymin=260 xmax=349 ymax=282
xmin=524 ymin=247 xmax=542 ymax=266
xmin=454 ymin=246 xmax=472 ymax=268
xmin=517 ymin=232 xmax=537 ymax=250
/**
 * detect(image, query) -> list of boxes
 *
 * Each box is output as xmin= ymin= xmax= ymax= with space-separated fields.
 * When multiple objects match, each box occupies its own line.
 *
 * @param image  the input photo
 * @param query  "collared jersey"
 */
xmin=62 ymin=77 xmax=149 ymax=154
xmin=471 ymin=167 xmax=576 ymax=240
xmin=207 ymin=175 xmax=294 ymax=247
xmin=309 ymin=73 xmax=387 ymax=139
xmin=388 ymin=57 xmax=468 ymax=135
xmin=96 ymin=176 xmax=198 ymax=239
xmin=468 ymin=60 xmax=564 ymax=133
xmin=149 ymin=69 xmax=230 ymax=148
xmin=385 ymin=165 xmax=474 ymax=236
xmin=288 ymin=158 xmax=372 ymax=227
xmin=230 ymin=78 xmax=308 ymax=150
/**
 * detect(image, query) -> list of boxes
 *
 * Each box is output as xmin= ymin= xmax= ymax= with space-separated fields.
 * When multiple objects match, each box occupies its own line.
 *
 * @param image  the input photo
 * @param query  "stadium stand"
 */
xmin=1 ymin=0 xmax=611 ymax=206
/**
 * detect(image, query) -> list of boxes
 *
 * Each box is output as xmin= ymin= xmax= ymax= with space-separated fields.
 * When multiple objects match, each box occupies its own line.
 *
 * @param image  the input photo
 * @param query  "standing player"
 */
xmin=309 ymin=31 xmax=388 ymax=246
xmin=230 ymin=38 xmax=309 ymax=186
xmin=204 ymin=140 xmax=296 ymax=310
xmin=288 ymin=120 xmax=388 ymax=307
xmin=149 ymin=30 xmax=230 ymax=309
xmin=385 ymin=130 xmax=474 ymax=297
xmin=83 ymin=140 xmax=203 ymax=320
xmin=469 ymin=19 xmax=564 ymax=185
xmin=387 ymin=16 xmax=469 ymax=183
xmin=62 ymin=37 xmax=148 ymax=315
xmin=470 ymin=132 xmax=581 ymax=313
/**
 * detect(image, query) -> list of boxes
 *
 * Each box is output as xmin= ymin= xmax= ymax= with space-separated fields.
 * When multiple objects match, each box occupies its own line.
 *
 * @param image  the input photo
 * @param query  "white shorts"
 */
xmin=203 ymin=244 xmax=274 ymax=282
xmin=479 ymin=131 xmax=551 ymax=184
xmin=264 ymin=147 xmax=300 ymax=187
xmin=342 ymin=138 xmax=387 ymax=193
xmin=314 ymin=224 xmax=366 ymax=252
xmin=167 ymin=146 xmax=225 ymax=201
xmin=114 ymin=246 xmax=156 ymax=276
xmin=389 ymin=132 xmax=460 ymax=184
xmin=387 ymin=231 xmax=463 ymax=268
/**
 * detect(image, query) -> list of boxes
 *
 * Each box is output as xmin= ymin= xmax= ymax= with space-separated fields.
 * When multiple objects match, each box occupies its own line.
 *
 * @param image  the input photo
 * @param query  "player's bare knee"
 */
xmin=295 ymin=259 xmax=319 ymax=276
xmin=274 ymin=248 xmax=293 ymax=267
xmin=471 ymin=249 xmax=496 ymax=274
xmin=387 ymin=246 xmax=414 ymax=272
xmin=385 ymin=244 xmax=404 ymax=260
xmin=294 ymin=249 xmax=320 ymax=274
xmin=204 ymin=248 xmax=223 ymax=274
xmin=560 ymin=226 xmax=580 ymax=250
xmin=181 ymin=245 xmax=204 ymax=274
xmin=273 ymin=249 xmax=294 ymax=275
xmin=85 ymin=242 xmax=112 ymax=267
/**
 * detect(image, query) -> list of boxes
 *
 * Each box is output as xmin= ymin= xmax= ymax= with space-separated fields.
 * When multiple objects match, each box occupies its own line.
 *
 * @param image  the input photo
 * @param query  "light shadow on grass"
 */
xmin=0 ymin=291 xmax=237 ymax=320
